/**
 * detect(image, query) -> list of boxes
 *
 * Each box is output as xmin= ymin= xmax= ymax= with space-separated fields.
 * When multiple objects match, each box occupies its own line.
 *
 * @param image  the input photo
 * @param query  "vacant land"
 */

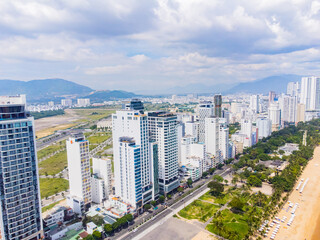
xmin=199 ymin=191 xmax=232 ymax=205
xmin=179 ymin=200 xmax=220 ymax=222
xmin=40 ymin=178 xmax=69 ymax=199
xmin=37 ymin=140 xmax=66 ymax=160
xmin=35 ymin=108 xmax=115 ymax=138
xmin=38 ymin=151 xmax=67 ymax=175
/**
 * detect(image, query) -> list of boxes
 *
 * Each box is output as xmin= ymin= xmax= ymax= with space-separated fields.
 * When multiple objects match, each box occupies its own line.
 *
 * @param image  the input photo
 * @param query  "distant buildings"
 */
xmin=77 ymin=98 xmax=90 ymax=107
xmin=268 ymin=102 xmax=281 ymax=131
xmin=61 ymin=99 xmax=72 ymax=107
xmin=0 ymin=95 xmax=43 ymax=240
xmin=198 ymin=101 xmax=214 ymax=142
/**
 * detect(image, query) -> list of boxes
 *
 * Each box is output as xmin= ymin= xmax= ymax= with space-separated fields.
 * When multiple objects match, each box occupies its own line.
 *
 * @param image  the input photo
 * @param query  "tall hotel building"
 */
xmin=112 ymin=100 xmax=154 ymax=208
xmin=0 ymin=95 xmax=43 ymax=240
xmin=67 ymin=134 xmax=91 ymax=214
xmin=198 ymin=102 xmax=214 ymax=143
xmin=148 ymin=111 xmax=179 ymax=194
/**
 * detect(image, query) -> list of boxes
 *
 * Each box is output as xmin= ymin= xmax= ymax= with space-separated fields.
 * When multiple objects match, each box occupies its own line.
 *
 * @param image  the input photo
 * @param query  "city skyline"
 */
xmin=0 ymin=1 xmax=320 ymax=92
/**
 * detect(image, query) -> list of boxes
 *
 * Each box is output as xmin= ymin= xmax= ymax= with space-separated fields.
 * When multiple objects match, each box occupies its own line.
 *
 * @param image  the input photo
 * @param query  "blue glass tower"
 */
xmin=0 ymin=95 xmax=43 ymax=240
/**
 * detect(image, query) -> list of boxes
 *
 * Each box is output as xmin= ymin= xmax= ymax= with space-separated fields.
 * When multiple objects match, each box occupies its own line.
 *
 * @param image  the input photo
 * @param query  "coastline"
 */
xmin=264 ymin=146 xmax=320 ymax=240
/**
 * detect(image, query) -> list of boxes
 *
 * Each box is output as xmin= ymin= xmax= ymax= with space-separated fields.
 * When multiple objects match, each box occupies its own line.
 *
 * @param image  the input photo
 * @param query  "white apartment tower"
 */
xmin=0 ymin=95 xmax=43 ymax=240
xmin=279 ymin=94 xmax=297 ymax=123
xmin=249 ymin=95 xmax=259 ymax=113
xmin=256 ymin=118 xmax=272 ymax=139
xmin=112 ymin=100 xmax=154 ymax=208
xmin=67 ymin=134 xmax=91 ymax=211
xmin=287 ymin=82 xmax=300 ymax=98
xmin=300 ymin=76 xmax=320 ymax=110
xmin=198 ymin=102 xmax=214 ymax=142
xmin=205 ymin=116 xmax=219 ymax=156
xmin=219 ymin=124 xmax=229 ymax=160
xmin=268 ymin=102 xmax=281 ymax=131
xmin=148 ymin=111 xmax=179 ymax=194
xmin=91 ymin=157 xmax=112 ymax=203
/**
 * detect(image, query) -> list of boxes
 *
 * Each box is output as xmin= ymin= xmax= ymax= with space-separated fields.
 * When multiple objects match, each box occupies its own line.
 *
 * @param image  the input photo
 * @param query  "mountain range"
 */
xmin=0 ymin=74 xmax=303 ymax=103
xmin=0 ymin=78 xmax=137 ymax=103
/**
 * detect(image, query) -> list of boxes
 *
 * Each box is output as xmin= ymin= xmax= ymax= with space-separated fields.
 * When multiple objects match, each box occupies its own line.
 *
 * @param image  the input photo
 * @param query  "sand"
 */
xmin=192 ymin=231 xmax=217 ymax=240
xmin=263 ymin=146 xmax=320 ymax=240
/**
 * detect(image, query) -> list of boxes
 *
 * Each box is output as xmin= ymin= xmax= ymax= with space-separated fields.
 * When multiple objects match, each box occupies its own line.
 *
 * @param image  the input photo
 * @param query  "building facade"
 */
xmin=0 ymin=95 xmax=43 ymax=240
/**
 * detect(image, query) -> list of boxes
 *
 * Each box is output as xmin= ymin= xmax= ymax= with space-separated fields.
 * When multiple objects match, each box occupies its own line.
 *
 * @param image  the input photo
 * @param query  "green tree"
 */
xmin=143 ymin=204 xmax=151 ymax=211
xmin=187 ymin=178 xmax=193 ymax=187
xmin=202 ymin=172 xmax=208 ymax=178
xmin=104 ymin=224 xmax=113 ymax=235
xmin=92 ymin=230 xmax=102 ymax=240
xmin=150 ymin=200 xmax=157 ymax=207
xmin=177 ymin=187 xmax=184 ymax=193
xmin=112 ymin=221 xmax=120 ymax=231
xmin=229 ymin=197 xmax=244 ymax=212
xmin=125 ymin=214 xmax=133 ymax=223
xmin=208 ymin=181 xmax=224 ymax=196
xmin=231 ymin=176 xmax=238 ymax=185
xmin=84 ymin=235 xmax=94 ymax=240
xmin=247 ymin=175 xmax=262 ymax=187
xmin=158 ymin=195 xmax=165 ymax=203
xmin=212 ymin=175 xmax=224 ymax=182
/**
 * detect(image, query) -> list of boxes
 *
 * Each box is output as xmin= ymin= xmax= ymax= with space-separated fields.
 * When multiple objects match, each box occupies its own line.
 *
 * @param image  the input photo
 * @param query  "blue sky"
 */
xmin=0 ymin=0 xmax=320 ymax=93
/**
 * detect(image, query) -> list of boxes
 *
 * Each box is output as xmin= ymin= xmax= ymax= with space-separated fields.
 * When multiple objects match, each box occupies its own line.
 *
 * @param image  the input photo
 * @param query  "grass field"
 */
xmin=206 ymin=209 xmax=249 ymax=240
xmin=178 ymin=200 xmax=220 ymax=222
xmin=199 ymin=191 xmax=232 ymax=205
xmin=42 ymin=200 xmax=63 ymax=212
xmin=87 ymin=133 xmax=111 ymax=145
xmin=72 ymin=109 xmax=115 ymax=121
xmin=37 ymin=140 xmax=66 ymax=159
xmin=40 ymin=178 xmax=69 ymax=199
xmin=38 ymin=151 xmax=67 ymax=175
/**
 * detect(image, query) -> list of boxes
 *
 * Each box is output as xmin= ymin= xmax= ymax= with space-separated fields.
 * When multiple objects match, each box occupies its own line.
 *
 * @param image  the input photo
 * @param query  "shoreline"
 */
xmin=264 ymin=146 xmax=320 ymax=240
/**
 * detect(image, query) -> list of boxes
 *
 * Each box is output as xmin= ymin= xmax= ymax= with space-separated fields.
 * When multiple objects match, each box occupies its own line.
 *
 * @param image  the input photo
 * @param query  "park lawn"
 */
xmin=37 ymin=140 xmax=66 ymax=160
xmin=87 ymin=133 xmax=111 ymax=145
xmin=199 ymin=191 xmax=232 ymax=205
xmin=206 ymin=209 xmax=249 ymax=240
xmin=38 ymin=151 xmax=67 ymax=175
xmin=40 ymin=178 xmax=69 ymax=199
xmin=178 ymin=200 xmax=220 ymax=222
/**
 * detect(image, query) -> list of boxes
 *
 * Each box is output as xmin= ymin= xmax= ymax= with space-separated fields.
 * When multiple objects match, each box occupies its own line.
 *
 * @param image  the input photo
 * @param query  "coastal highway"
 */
xmin=114 ymin=167 xmax=233 ymax=240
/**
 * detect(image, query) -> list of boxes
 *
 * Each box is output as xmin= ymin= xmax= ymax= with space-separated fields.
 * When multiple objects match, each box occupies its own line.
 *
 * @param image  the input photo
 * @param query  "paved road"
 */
xmin=111 ymin=166 xmax=233 ymax=240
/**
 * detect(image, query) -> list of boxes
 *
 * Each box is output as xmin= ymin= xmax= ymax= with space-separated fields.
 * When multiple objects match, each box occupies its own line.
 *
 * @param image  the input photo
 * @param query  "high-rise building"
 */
xmin=219 ymin=124 xmax=229 ymax=160
xmin=91 ymin=157 xmax=112 ymax=203
xmin=61 ymin=99 xmax=72 ymax=107
xmin=268 ymin=102 xmax=281 ymax=131
xmin=256 ymin=118 xmax=272 ymax=139
xmin=0 ymin=95 xmax=43 ymax=240
xmin=279 ymin=94 xmax=297 ymax=123
xmin=287 ymin=82 xmax=300 ymax=98
xmin=148 ymin=111 xmax=179 ymax=195
xmin=296 ymin=103 xmax=306 ymax=123
xmin=198 ymin=102 xmax=214 ymax=142
xmin=205 ymin=116 xmax=219 ymax=156
xmin=269 ymin=91 xmax=276 ymax=106
xmin=112 ymin=101 xmax=154 ymax=208
xmin=300 ymin=76 xmax=320 ymax=110
xmin=184 ymin=121 xmax=199 ymax=140
xmin=214 ymin=94 xmax=222 ymax=117
xmin=67 ymin=134 xmax=91 ymax=213
xmin=77 ymin=98 xmax=90 ymax=107
xmin=249 ymin=95 xmax=259 ymax=113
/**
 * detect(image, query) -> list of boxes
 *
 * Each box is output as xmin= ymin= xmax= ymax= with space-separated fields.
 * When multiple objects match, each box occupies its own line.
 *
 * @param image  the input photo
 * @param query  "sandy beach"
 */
xmin=263 ymin=146 xmax=320 ymax=240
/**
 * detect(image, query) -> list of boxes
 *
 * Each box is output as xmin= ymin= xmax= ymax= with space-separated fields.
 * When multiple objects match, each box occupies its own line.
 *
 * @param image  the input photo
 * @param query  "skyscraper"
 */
xmin=205 ymin=116 xmax=219 ymax=156
xmin=148 ymin=111 xmax=179 ymax=195
xmin=0 ymin=95 xmax=43 ymax=240
xmin=287 ymin=82 xmax=300 ymax=98
xmin=256 ymin=118 xmax=272 ymax=139
xmin=198 ymin=102 xmax=214 ymax=142
xmin=249 ymin=95 xmax=259 ymax=113
xmin=214 ymin=94 xmax=222 ymax=118
xmin=268 ymin=102 xmax=281 ymax=131
xmin=112 ymin=100 xmax=154 ymax=208
xmin=269 ymin=91 xmax=276 ymax=106
xmin=67 ymin=134 xmax=91 ymax=213
xmin=300 ymin=76 xmax=320 ymax=110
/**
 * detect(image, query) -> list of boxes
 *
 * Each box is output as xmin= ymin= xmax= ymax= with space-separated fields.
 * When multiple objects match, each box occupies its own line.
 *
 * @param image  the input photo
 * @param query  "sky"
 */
xmin=0 ymin=0 xmax=320 ymax=93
